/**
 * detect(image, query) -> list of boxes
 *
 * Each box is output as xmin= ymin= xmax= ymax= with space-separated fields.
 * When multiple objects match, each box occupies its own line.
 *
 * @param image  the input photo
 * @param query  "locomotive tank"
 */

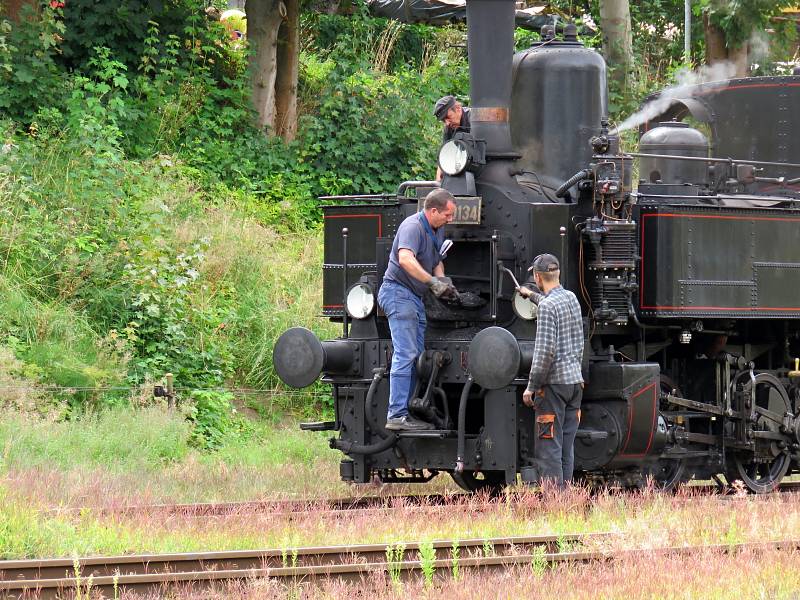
xmin=639 ymin=121 xmax=709 ymax=185
xmin=510 ymin=23 xmax=607 ymax=197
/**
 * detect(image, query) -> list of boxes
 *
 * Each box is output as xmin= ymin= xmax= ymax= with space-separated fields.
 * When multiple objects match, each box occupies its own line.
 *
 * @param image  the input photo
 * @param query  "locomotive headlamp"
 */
xmin=438 ymin=140 xmax=469 ymax=176
xmin=512 ymin=293 xmax=537 ymax=321
xmin=345 ymin=282 xmax=375 ymax=319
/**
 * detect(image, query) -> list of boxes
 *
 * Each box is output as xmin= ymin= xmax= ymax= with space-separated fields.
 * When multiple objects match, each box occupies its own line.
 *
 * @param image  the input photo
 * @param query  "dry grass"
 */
xmin=110 ymin=546 xmax=800 ymax=599
xmin=6 ymin=483 xmax=800 ymax=560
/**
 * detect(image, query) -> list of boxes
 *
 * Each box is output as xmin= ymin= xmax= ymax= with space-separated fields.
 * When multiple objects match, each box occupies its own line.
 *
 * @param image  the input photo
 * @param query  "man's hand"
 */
xmin=522 ymin=387 xmax=543 ymax=408
xmin=517 ymin=286 xmax=534 ymax=299
xmin=428 ymin=276 xmax=458 ymax=299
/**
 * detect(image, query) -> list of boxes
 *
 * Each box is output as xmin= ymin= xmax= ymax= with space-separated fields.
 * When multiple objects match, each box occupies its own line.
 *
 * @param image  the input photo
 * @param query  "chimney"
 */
xmin=466 ymin=0 xmax=516 ymax=157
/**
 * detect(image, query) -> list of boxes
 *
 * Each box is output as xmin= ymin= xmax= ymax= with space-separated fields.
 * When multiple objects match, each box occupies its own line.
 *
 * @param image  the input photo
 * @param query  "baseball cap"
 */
xmin=434 ymin=95 xmax=456 ymax=120
xmin=528 ymin=253 xmax=560 ymax=272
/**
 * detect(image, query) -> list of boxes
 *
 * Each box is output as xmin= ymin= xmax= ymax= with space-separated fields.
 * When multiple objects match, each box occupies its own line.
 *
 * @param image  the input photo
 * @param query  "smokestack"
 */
xmin=466 ymin=0 xmax=516 ymax=157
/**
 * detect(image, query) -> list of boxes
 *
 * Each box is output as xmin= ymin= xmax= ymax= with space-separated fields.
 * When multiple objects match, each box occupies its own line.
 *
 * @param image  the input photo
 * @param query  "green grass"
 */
xmin=0 ymin=408 xmax=192 ymax=471
xmin=0 ymin=407 xmax=348 ymax=505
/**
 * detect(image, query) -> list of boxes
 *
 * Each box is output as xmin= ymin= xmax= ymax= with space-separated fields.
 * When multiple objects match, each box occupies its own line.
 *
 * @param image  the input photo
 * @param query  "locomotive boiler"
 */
xmin=273 ymin=0 xmax=800 ymax=493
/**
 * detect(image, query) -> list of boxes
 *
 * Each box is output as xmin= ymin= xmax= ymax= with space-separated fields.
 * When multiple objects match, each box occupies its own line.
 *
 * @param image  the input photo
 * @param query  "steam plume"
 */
xmin=612 ymin=61 xmax=738 ymax=135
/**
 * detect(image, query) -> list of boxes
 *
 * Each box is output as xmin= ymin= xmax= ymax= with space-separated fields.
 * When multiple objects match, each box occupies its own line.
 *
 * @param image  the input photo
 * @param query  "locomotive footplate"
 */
xmin=397 ymin=430 xmax=462 ymax=439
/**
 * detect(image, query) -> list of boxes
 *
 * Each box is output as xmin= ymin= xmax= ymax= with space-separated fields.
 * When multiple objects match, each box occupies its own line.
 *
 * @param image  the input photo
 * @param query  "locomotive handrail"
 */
xmin=624 ymin=152 xmax=800 ymax=170
xmin=318 ymin=193 xmax=395 ymax=202
xmin=396 ymin=180 xmax=440 ymax=198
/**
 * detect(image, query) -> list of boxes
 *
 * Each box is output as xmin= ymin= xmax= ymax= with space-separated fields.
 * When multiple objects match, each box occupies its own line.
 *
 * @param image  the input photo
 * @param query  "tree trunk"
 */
xmin=245 ymin=0 xmax=285 ymax=133
xmin=598 ymin=0 xmax=633 ymax=86
xmin=4 ymin=0 xmax=36 ymax=22
xmin=275 ymin=0 xmax=299 ymax=141
xmin=703 ymin=13 xmax=749 ymax=77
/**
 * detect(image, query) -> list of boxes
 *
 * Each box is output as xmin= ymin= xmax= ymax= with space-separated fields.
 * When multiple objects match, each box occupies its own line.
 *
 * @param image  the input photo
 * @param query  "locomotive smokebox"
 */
xmin=639 ymin=121 xmax=709 ymax=185
xmin=273 ymin=327 xmax=356 ymax=388
xmin=466 ymin=0 xmax=516 ymax=157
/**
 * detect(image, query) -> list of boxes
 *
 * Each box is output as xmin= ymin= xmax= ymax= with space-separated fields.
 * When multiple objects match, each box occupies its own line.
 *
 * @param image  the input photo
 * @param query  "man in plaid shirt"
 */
xmin=518 ymin=253 xmax=584 ymax=486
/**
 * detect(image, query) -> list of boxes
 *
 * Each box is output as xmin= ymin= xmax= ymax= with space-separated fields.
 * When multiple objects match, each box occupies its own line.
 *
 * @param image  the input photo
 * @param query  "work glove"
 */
xmin=428 ymin=276 xmax=458 ymax=299
xmin=518 ymin=284 xmax=544 ymax=304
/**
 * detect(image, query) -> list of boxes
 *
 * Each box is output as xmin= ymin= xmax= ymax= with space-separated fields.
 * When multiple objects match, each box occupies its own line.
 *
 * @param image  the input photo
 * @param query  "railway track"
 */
xmin=51 ymin=493 xmax=470 ymax=520
xmin=51 ymin=480 xmax=800 ymax=520
xmin=2 ymin=536 xmax=799 ymax=599
xmin=0 ymin=533 xmax=603 ymax=598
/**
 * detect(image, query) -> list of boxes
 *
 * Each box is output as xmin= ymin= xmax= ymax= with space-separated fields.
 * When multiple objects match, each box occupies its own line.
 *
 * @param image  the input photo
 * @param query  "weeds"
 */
xmin=530 ymin=545 xmax=548 ymax=578
xmin=385 ymin=542 xmax=405 ymax=587
xmin=418 ymin=540 xmax=435 ymax=588
xmin=450 ymin=539 xmax=460 ymax=581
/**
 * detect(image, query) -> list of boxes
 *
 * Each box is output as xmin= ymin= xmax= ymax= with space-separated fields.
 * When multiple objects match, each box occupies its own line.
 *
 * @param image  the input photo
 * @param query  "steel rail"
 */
xmin=50 ymin=493 xmax=468 ymax=519
xmin=0 ymin=533 xmax=606 ymax=598
xmin=2 ymin=538 xmax=798 ymax=599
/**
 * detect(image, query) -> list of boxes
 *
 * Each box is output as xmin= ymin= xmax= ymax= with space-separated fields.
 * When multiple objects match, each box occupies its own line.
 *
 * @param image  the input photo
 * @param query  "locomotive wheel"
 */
xmin=644 ymin=458 xmax=688 ymax=492
xmin=729 ymin=373 xmax=791 ymax=494
xmin=450 ymin=470 xmax=506 ymax=494
xmin=649 ymin=374 xmax=690 ymax=491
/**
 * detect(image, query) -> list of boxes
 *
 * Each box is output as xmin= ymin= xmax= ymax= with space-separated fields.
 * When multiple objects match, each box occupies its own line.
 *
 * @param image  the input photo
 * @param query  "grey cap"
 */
xmin=794 ymin=65 xmax=800 ymax=76
xmin=529 ymin=253 xmax=560 ymax=273
xmin=434 ymin=95 xmax=456 ymax=120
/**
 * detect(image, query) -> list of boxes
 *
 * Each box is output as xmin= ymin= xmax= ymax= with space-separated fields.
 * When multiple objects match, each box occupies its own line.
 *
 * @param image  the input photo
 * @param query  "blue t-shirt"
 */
xmin=383 ymin=212 xmax=445 ymax=297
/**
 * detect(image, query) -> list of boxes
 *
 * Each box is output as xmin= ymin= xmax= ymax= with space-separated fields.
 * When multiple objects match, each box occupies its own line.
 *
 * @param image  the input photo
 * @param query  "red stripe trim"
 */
xmin=640 ymin=306 xmax=800 ymax=311
xmin=619 ymin=382 xmax=658 ymax=458
xmin=323 ymin=213 xmax=383 ymax=237
xmin=643 ymin=213 xmax=800 ymax=222
xmin=639 ymin=212 xmax=800 ymax=311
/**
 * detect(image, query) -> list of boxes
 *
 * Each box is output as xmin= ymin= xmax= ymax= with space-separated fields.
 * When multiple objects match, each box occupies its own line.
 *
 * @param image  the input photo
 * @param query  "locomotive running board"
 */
xmin=397 ymin=430 xmax=462 ymax=439
xmin=662 ymin=393 xmax=724 ymax=416
xmin=300 ymin=421 xmax=336 ymax=431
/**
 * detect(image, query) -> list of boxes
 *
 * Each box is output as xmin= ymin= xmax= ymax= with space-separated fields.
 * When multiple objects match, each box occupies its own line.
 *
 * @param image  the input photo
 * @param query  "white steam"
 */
xmin=612 ymin=61 xmax=739 ymax=135
xmin=614 ymin=28 xmax=779 ymax=135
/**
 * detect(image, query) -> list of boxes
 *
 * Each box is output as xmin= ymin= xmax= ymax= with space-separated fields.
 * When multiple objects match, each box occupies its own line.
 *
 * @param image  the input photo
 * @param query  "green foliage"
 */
xmin=697 ymin=0 xmax=796 ymax=47
xmin=58 ymin=0 xmax=224 ymax=72
xmin=186 ymin=390 xmax=240 ymax=449
xmin=0 ymin=4 xmax=66 ymax=124
xmin=123 ymin=236 xmax=234 ymax=388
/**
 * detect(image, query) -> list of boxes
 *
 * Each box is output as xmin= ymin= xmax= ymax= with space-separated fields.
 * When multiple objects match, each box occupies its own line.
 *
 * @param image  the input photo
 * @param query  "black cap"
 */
xmin=434 ymin=95 xmax=456 ymax=120
xmin=529 ymin=253 xmax=560 ymax=272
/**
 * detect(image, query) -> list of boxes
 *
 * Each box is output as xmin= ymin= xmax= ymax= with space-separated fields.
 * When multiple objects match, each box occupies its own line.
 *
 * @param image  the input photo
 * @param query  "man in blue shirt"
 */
xmin=519 ymin=253 xmax=585 ymax=486
xmin=378 ymin=189 xmax=457 ymax=431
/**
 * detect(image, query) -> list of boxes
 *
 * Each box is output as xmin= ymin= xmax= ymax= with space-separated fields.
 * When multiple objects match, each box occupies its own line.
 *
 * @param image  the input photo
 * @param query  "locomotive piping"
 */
xmin=455 ymin=376 xmax=474 ymax=473
xmin=555 ymin=169 xmax=592 ymax=198
xmin=330 ymin=433 xmax=397 ymax=455
xmin=364 ymin=367 xmax=389 ymax=439
xmin=330 ymin=367 xmax=399 ymax=455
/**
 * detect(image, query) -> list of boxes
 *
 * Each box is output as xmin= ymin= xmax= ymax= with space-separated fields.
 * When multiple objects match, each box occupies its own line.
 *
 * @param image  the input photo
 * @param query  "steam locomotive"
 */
xmin=273 ymin=0 xmax=800 ymax=493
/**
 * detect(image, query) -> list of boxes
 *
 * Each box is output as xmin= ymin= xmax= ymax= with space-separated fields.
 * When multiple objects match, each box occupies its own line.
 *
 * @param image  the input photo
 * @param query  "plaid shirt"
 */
xmin=527 ymin=286 xmax=584 ymax=391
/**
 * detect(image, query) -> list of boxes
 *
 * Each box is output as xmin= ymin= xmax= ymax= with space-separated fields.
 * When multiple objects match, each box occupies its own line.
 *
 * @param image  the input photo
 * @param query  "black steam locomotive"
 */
xmin=273 ymin=0 xmax=800 ymax=493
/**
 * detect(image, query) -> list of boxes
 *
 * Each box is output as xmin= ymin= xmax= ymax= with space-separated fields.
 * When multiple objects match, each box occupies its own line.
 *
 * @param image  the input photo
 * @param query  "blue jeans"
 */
xmin=377 ymin=280 xmax=426 ymax=419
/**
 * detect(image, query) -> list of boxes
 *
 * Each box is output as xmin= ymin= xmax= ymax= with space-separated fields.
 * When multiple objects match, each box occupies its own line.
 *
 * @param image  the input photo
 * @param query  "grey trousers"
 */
xmin=534 ymin=383 xmax=583 ymax=486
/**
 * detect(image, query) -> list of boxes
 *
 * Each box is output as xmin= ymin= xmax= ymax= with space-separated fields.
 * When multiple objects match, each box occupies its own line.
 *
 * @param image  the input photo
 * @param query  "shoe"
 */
xmin=385 ymin=416 xmax=434 ymax=431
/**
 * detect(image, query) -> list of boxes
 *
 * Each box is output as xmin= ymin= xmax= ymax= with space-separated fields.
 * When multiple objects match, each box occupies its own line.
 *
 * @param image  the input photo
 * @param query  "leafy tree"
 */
xmin=698 ymin=0 xmax=796 ymax=76
xmin=245 ymin=0 xmax=301 ymax=140
xmin=598 ymin=0 xmax=633 ymax=87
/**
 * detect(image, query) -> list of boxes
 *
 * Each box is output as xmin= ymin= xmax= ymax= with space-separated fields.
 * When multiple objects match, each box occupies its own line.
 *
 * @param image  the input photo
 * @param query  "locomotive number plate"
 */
xmin=418 ymin=196 xmax=482 ymax=225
